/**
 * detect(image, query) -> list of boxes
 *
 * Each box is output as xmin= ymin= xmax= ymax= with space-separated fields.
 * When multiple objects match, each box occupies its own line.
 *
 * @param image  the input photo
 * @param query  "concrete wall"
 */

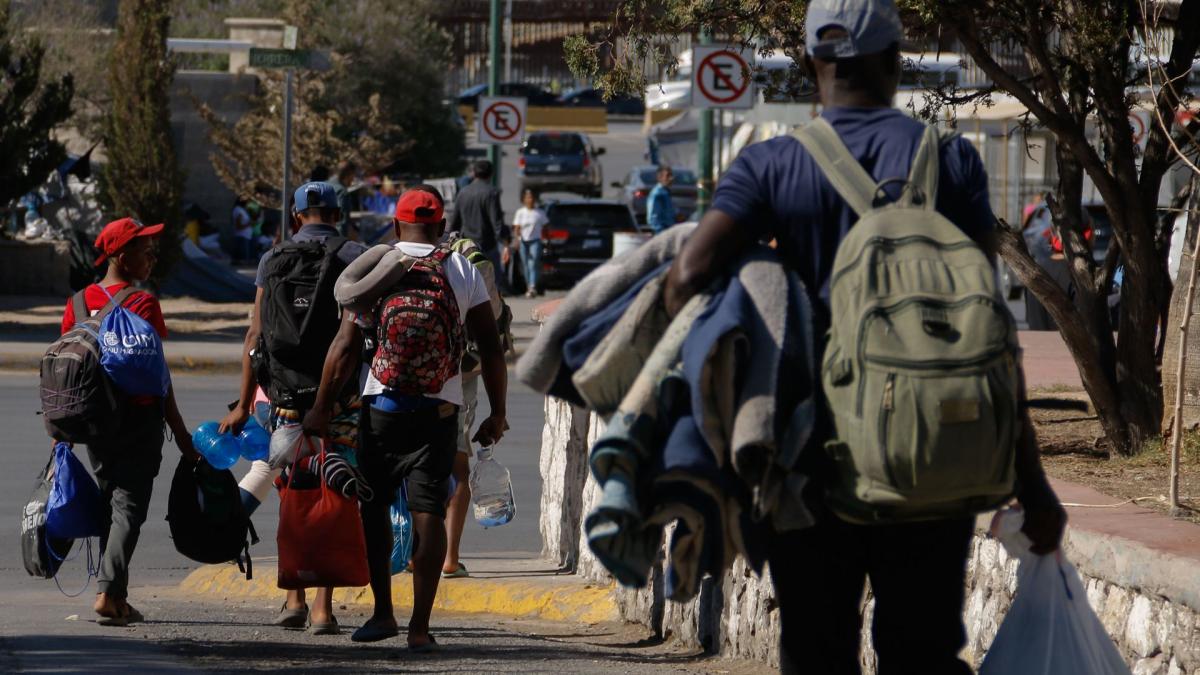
xmin=537 ymin=394 xmax=1200 ymax=672
xmin=170 ymin=71 xmax=258 ymax=234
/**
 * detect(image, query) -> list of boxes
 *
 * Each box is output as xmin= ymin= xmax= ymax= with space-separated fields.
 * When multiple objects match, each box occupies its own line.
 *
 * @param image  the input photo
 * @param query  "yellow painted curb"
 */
xmin=181 ymin=564 xmax=618 ymax=624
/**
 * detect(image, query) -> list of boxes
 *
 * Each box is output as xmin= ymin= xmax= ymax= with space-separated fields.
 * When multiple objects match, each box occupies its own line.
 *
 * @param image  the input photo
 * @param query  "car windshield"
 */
xmin=638 ymin=169 xmax=697 ymax=185
xmin=525 ymin=134 xmax=585 ymax=156
xmin=549 ymin=205 xmax=635 ymax=230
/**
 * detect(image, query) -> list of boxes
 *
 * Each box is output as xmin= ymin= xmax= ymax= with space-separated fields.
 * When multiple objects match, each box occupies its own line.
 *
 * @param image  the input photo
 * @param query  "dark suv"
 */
xmin=518 ymin=131 xmax=605 ymax=198
xmin=536 ymin=199 xmax=639 ymax=288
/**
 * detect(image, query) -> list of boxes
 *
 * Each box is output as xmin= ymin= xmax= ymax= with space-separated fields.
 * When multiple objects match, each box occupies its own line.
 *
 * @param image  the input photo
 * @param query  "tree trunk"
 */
xmin=1163 ymin=178 xmax=1200 ymax=435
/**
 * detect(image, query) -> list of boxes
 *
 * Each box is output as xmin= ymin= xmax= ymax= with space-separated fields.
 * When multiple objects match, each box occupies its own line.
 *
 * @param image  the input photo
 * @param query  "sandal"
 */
xmin=442 ymin=563 xmax=469 ymax=579
xmin=408 ymin=634 xmax=440 ymax=653
xmin=308 ymin=616 xmax=341 ymax=636
xmin=97 ymin=603 xmax=143 ymax=627
xmin=275 ymin=602 xmax=309 ymax=630
xmin=351 ymin=619 xmax=400 ymax=643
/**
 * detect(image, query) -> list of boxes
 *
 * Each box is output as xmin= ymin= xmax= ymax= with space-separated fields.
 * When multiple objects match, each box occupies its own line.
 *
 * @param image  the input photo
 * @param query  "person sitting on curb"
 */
xmin=304 ymin=186 xmax=509 ymax=651
xmin=59 ymin=217 xmax=200 ymax=626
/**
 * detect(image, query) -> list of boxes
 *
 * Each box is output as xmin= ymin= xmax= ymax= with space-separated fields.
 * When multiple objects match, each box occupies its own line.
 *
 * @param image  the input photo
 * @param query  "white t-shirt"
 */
xmin=359 ymin=242 xmax=491 ymax=406
xmin=513 ymin=206 xmax=549 ymax=242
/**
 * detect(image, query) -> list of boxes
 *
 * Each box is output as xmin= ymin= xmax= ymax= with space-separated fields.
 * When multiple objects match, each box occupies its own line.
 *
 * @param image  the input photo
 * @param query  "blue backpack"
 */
xmin=45 ymin=442 xmax=106 ymax=540
xmin=96 ymin=286 xmax=169 ymax=397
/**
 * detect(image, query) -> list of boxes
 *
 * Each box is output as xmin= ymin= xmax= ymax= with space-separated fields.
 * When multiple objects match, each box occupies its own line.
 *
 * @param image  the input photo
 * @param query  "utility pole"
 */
xmin=488 ymin=0 xmax=502 ymax=187
xmin=696 ymin=31 xmax=714 ymax=215
xmin=504 ymin=0 xmax=513 ymax=83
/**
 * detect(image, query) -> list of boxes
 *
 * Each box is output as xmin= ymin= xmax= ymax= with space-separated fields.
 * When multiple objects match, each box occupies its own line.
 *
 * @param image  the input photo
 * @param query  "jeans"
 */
xmin=85 ymin=405 xmax=165 ymax=600
xmin=769 ymin=513 xmax=975 ymax=675
xmin=520 ymin=239 xmax=542 ymax=293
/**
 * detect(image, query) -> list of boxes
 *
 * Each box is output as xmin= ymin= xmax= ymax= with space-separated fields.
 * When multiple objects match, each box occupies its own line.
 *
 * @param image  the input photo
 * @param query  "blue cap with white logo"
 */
xmin=806 ymin=0 xmax=904 ymax=60
xmin=293 ymin=181 xmax=340 ymax=212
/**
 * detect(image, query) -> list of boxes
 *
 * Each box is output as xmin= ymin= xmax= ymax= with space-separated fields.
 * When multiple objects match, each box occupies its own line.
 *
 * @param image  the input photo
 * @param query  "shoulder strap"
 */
xmin=70 ymin=291 xmax=88 ymax=328
xmin=904 ymin=125 xmax=941 ymax=210
xmin=792 ymin=118 xmax=877 ymax=217
xmin=324 ymin=236 xmax=350 ymax=257
xmin=83 ymin=286 xmax=139 ymax=324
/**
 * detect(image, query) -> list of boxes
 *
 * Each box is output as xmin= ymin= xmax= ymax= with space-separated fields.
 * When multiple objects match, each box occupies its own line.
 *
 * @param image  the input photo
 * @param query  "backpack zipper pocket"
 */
xmin=877 ymin=373 xmax=899 ymax=487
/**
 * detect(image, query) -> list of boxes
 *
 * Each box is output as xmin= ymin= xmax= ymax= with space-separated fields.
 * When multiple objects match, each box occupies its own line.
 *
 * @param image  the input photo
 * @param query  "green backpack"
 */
xmin=794 ymin=119 xmax=1019 ymax=524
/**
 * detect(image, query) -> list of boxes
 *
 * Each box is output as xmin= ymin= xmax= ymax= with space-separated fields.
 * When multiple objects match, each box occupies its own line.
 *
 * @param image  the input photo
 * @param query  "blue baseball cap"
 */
xmin=806 ymin=0 xmax=903 ymax=60
xmin=292 ymin=181 xmax=339 ymax=212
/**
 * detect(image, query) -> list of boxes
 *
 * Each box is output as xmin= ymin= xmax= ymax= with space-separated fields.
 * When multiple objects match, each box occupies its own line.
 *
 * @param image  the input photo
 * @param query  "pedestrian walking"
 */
xmin=58 ymin=217 xmax=200 ymax=626
xmin=448 ymin=160 xmax=510 ymax=292
xmin=661 ymin=1 xmax=1067 ymax=672
xmin=305 ymin=186 xmax=508 ymax=651
xmin=219 ymin=181 xmax=368 ymax=635
xmin=442 ymin=231 xmax=509 ymax=578
xmin=512 ymin=188 xmax=547 ymax=297
xmin=329 ymin=161 xmax=359 ymax=239
xmin=646 ymin=165 xmax=676 ymax=234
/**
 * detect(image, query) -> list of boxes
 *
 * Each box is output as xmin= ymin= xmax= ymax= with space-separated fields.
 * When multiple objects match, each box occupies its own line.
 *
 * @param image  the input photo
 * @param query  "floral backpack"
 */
xmin=370 ymin=247 xmax=464 ymax=395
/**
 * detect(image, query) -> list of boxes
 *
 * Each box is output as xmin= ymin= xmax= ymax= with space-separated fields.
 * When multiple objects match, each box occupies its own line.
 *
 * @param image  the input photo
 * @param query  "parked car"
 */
xmin=1020 ymin=201 xmax=1119 ymax=330
xmin=456 ymin=82 xmax=559 ymax=108
xmin=557 ymin=87 xmax=646 ymax=116
xmin=611 ymin=165 xmax=698 ymax=224
xmin=538 ymin=198 xmax=639 ymax=288
xmin=518 ymin=131 xmax=605 ymax=197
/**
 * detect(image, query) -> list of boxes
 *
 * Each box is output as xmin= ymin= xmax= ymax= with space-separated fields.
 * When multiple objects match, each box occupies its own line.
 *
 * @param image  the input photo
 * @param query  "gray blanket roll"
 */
xmin=333 ymin=244 xmax=417 ymax=314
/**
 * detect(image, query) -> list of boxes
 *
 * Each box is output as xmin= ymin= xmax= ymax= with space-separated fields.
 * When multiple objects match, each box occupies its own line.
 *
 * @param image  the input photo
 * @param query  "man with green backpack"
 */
xmin=662 ymin=1 xmax=1066 ymax=673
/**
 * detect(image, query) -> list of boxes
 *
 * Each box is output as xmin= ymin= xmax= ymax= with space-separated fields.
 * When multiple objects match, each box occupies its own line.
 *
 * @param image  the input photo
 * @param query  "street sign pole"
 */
xmin=696 ymin=31 xmax=714 ymax=216
xmin=280 ymin=68 xmax=294 ymax=241
xmin=487 ymin=0 xmax=502 ymax=187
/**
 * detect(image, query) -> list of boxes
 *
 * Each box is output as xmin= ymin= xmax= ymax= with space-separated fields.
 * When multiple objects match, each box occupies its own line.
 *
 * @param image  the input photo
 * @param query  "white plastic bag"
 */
xmin=267 ymin=423 xmax=319 ymax=470
xmin=980 ymin=508 xmax=1131 ymax=675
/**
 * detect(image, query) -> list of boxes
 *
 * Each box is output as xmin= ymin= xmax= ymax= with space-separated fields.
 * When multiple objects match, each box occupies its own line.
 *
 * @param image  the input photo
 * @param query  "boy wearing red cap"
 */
xmin=60 ymin=217 xmax=199 ymax=626
xmin=304 ymin=185 xmax=508 ymax=651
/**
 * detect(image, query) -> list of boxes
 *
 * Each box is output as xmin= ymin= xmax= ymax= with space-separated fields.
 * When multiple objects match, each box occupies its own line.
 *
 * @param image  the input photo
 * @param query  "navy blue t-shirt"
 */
xmin=712 ymin=107 xmax=994 ymax=318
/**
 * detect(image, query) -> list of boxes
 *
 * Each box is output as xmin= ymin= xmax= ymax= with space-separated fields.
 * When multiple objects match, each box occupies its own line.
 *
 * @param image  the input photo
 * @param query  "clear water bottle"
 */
xmin=192 ymin=421 xmax=241 ymax=470
xmin=470 ymin=447 xmax=515 ymax=528
xmin=237 ymin=417 xmax=271 ymax=462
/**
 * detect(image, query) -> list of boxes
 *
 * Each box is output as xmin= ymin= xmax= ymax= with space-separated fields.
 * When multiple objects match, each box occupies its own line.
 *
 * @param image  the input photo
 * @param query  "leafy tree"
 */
xmin=570 ymin=0 xmax=1200 ymax=455
xmin=197 ymin=0 xmax=463 ymax=202
xmin=103 ymin=0 xmax=184 ymax=283
xmin=0 ymin=0 xmax=74 ymax=210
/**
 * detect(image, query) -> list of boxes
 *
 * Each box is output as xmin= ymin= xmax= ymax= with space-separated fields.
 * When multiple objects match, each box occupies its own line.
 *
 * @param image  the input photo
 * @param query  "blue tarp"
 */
xmin=160 ymin=240 xmax=257 ymax=302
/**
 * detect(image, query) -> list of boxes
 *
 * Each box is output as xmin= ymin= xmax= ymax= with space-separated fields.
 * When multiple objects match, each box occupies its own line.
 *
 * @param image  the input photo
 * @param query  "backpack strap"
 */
xmin=76 ymin=286 xmax=138 ymax=325
xmin=904 ymin=125 xmax=941 ymax=210
xmin=324 ymin=236 xmax=350 ymax=258
xmin=70 ymin=291 xmax=88 ymax=328
xmin=792 ymin=118 xmax=877 ymax=217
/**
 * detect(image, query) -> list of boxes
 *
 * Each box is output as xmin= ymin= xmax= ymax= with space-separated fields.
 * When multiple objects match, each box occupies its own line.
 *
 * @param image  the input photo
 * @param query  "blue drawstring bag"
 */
xmin=389 ymin=482 xmax=414 ymax=574
xmin=97 ymin=286 xmax=169 ymax=397
xmin=45 ymin=442 xmax=106 ymax=540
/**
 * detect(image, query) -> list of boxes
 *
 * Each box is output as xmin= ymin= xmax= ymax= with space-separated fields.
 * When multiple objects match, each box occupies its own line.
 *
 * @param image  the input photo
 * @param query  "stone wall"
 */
xmin=537 ymin=396 xmax=1200 ymax=673
xmin=0 ymin=240 xmax=72 ymax=297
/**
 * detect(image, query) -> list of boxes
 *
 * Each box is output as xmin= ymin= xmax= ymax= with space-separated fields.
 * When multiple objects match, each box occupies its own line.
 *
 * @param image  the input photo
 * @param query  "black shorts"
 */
xmin=358 ymin=402 xmax=459 ymax=517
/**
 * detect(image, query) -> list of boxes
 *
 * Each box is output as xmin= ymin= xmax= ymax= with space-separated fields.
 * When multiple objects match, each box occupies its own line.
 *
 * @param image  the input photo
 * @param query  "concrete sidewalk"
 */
xmin=181 ymin=556 xmax=617 ymax=625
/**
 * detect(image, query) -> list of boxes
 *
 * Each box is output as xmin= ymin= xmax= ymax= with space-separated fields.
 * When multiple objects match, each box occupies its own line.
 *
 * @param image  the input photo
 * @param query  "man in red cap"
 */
xmin=59 ymin=217 xmax=199 ymax=626
xmin=304 ymin=185 xmax=508 ymax=651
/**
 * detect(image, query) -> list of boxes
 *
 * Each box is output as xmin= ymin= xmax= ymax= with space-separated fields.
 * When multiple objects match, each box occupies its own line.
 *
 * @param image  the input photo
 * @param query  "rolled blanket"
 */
xmin=334 ymin=244 xmax=418 ymax=313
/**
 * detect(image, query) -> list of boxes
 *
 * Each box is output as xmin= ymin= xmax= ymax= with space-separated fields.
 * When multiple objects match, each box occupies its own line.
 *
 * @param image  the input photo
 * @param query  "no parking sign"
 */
xmin=478 ymin=96 xmax=528 ymax=145
xmin=691 ymin=46 xmax=755 ymax=109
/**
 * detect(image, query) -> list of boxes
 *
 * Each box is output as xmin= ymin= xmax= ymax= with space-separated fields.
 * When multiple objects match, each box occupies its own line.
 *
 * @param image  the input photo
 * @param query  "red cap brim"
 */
xmin=94 ymin=222 xmax=165 ymax=266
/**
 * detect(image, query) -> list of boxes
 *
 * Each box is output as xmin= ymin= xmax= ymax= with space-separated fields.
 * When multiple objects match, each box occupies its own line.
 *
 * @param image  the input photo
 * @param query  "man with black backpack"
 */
xmin=661 ymin=1 xmax=1067 ymax=673
xmin=304 ymin=186 xmax=508 ymax=651
xmin=219 ymin=182 xmax=367 ymax=635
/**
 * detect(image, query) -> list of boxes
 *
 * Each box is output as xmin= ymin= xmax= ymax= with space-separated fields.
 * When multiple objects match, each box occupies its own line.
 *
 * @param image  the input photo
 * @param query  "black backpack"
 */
xmin=166 ymin=457 xmax=258 ymax=579
xmin=254 ymin=237 xmax=349 ymax=410
xmin=40 ymin=287 xmax=134 ymax=443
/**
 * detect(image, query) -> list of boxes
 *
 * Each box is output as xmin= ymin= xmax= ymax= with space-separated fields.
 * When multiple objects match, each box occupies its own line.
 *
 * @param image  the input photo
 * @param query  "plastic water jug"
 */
xmin=237 ymin=417 xmax=271 ymax=462
xmin=192 ymin=421 xmax=241 ymax=470
xmin=470 ymin=447 xmax=515 ymax=528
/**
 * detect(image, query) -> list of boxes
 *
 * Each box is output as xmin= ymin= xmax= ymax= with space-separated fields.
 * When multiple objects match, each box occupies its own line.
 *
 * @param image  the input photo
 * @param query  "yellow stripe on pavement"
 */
xmin=180 ymin=563 xmax=618 ymax=625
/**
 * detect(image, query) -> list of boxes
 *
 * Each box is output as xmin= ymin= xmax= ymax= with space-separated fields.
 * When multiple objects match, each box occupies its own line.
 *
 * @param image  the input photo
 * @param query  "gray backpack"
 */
xmin=794 ymin=119 xmax=1019 ymax=524
xmin=40 ymin=288 xmax=132 ymax=443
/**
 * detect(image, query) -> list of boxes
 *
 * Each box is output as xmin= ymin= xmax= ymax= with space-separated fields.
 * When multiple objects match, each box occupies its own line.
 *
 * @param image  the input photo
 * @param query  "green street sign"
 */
xmin=248 ymin=47 xmax=330 ymax=71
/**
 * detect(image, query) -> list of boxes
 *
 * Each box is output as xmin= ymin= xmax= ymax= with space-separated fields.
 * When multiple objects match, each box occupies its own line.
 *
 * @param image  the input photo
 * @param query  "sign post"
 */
xmin=477 ymin=96 xmax=528 ymax=146
xmin=692 ymin=44 xmax=755 ymax=214
xmin=248 ymin=40 xmax=331 ymax=241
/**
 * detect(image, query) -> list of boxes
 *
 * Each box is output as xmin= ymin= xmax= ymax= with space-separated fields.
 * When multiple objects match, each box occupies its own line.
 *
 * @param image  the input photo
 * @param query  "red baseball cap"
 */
xmin=94 ymin=217 xmax=164 ymax=266
xmin=394 ymin=189 xmax=444 ymax=224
